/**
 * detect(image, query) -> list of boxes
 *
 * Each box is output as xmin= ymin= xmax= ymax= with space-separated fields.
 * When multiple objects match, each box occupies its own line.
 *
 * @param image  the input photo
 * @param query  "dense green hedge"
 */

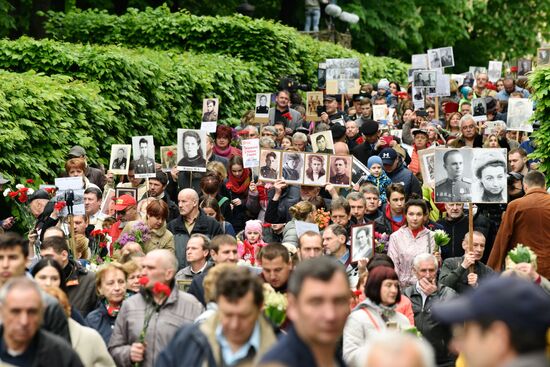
xmin=43 ymin=6 xmax=409 ymax=86
xmin=0 ymin=37 xmax=270 ymax=135
xmin=0 ymin=70 xmax=115 ymax=181
xmin=529 ymin=67 xmax=550 ymax=180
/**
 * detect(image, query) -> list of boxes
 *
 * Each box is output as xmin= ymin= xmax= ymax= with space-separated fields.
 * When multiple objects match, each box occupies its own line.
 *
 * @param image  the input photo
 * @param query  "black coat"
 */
xmin=352 ymin=141 xmax=380 ymax=166
xmin=85 ymin=303 xmax=117 ymax=345
xmin=264 ymin=185 xmax=301 ymax=224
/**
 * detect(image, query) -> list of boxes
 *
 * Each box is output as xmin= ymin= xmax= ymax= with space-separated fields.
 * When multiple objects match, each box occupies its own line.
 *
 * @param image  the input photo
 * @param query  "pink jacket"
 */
xmin=388 ymin=226 xmax=436 ymax=289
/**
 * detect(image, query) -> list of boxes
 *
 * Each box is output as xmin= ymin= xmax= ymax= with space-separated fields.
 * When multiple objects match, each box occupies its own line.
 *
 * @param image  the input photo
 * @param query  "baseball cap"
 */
xmin=114 ymin=194 xmax=137 ymax=211
xmin=323 ymin=95 xmax=337 ymax=102
xmin=68 ymin=146 xmax=86 ymax=158
xmin=379 ymin=148 xmax=397 ymax=165
xmin=432 ymin=276 xmax=550 ymax=331
xmin=412 ymin=129 xmax=429 ymax=137
xmin=359 ymin=119 xmax=379 ymax=136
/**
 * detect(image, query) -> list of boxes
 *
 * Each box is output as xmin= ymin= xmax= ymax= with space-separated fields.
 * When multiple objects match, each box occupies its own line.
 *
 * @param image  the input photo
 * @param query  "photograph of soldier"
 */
xmin=472 ymin=98 xmax=487 ymax=122
xmin=202 ymin=98 xmax=219 ymax=122
xmin=304 ymin=154 xmax=327 ymax=186
xmin=311 ymin=131 xmax=334 ymax=154
xmin=517 ymin=58 xmax=532 ymax=76
xmin=413 ymin=70 xmax=436 ymax=88
xmin=351 ymin=224 xmax=374 ymax=262
xmin=132 ymin=136 xmax=156 ymax=178
xmin=282 ymin=152 xmax=303 ymax=183
xmin=471 ymin=149 xmax=508 ymax=203
xmin=160 ymin=146 xmax=177 ymax=172
xmin=255 ymin=93 xmax=270 ymax=116
xmin=469 ymin=66 xmax=487 ymax=78
xmin=435 ymin=148 xmax=473 ymax=202
xmin=439 ymin=47 xmax=454 ymax=68
xmin=428 ymin=49 xmax=441 ymax=69
xmin=259 ymin=150 xmax=280 ymax=181
xmin=306 ymin=91 xmax=323 ymax=121
xmin=177 ymin=129 xmax=207 ymax=172
xmin=109 ymin=144 xmax=131 ymax=175
xmin=419 ymin=149 xmax=435 ymax=187
xmin=328 ymin=155 xmax=352 ymax=187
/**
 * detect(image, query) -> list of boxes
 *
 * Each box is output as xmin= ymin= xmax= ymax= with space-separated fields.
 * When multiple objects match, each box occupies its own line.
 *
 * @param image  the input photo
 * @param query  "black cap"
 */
xmin=330 ymin=124 xmax=346 ymax=141
xmin=415 ymin=109 xmax=428 ymax=117
xmin=412 ymin=129 xmax=429 ymax=137
xmin=323 ymin=94 xmax=337 ymax=102
xmin=29 ymin=189 xmax=50 ymax=203
xmin=379 ymin=148 xmax=398 ymax=165
xmin=359 ymin=119 xmax=379 ymax=136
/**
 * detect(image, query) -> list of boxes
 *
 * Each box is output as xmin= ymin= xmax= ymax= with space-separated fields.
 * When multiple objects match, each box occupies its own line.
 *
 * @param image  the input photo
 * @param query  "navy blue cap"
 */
xmin=379 ymin=148 xmax=398 ymax=165
xmin=432 ymin=276 xmax=550 ymax=331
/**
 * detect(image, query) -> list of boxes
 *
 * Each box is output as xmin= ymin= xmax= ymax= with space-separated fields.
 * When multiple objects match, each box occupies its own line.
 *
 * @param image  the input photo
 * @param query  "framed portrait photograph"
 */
xmin=507 ymin=98 xmax=534 ymax=132
xmin=517 ymin=58 xmax=532 ymax=76
xmin=259 ymin=149 xmax=281 ymax=182
xmin=100 ymin=188 xmax=116 ymax=217
xmin=351 ymin=224 xmax=374 ymax=262
xmin=418 ymin=148 xmax=435 ymax=188
xmin=311 ymin=130 xmax=335 ymax=154
xmin=306 ymin=91 xmax=323 ymax=122
xmin=487 ymin=61 xmax=502 ymax=83
xmin=202 ymin=98 xmax=219 ymax=123
xmin=471 ymin=148 xmax=507 ymax=204
xmin=328 ymin=155 xmax=352 ymax=187
xmin=177 ymin=129 xmax=207 ymax=172
xmin=472 ymin=97 xmax=487 ymax=122
xmin=413 ymin=70 xmax=436 ymax=89
xmin=131 ymin=135 xmax=156 ymax=178
xmin=160 ymin=146 xmax=177 ymax=172
xmin=325 ymin=58 xmax=361 ymax=94
xmin=303 ymin=153 xmax=329 ymax=186
xmin=469 ymin=66 xmax=487 ymax=78
xmin=318 ymin=62 xmax=327 ymax=90
xmin=115 ymin=187 xmax=138 ymax=202
xmin=434 ymin=148 xmax=474 ymax=203
xmin=254 ymin=93 xmax=271 ymax=123
xmin=427 ymin=49 xmax=442 ymax=69
xmin=109 ymin=144 xmax=131 ymax=175
xmin=281 ymin=151 xmax=304 ymax=184
xmin=537 ymin=48 xmax=550 ymax=66
xmin=439 ymin=47 xmax=454 ymax=68
xmin=411 ymin=54 xmax=428 ymax=69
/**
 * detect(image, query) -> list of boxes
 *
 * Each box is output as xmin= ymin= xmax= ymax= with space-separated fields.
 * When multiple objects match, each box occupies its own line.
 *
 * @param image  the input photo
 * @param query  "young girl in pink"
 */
xmin=238 ymin=220 xmax=268 ymax=266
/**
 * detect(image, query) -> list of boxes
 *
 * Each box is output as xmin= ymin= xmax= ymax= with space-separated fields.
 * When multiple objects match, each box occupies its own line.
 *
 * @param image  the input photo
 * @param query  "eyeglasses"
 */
xmin=462 ymin=125 xmax=476 ymax=130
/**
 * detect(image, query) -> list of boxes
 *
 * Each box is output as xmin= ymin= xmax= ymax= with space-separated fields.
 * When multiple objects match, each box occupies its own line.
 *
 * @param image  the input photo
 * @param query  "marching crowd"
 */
xmin=0 ymin=70 xmax=549 ymax=367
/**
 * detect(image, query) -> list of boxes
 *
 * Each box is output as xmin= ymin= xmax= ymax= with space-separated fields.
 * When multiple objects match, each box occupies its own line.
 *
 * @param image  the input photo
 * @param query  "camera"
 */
xmin=279 ymin=76 xmax=310 ymax=93
xmin=316 ymin=105 xmax=326 ymax=117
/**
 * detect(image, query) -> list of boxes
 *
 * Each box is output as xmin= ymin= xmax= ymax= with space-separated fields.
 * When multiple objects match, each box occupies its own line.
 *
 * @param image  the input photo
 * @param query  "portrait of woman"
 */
xmin=177 ymin=129 xmax=207 ymax=170
xmin=304 ymin=154 xmax=327 ymax=185
xmin=472 ymin=149 xmax=507 ymax=203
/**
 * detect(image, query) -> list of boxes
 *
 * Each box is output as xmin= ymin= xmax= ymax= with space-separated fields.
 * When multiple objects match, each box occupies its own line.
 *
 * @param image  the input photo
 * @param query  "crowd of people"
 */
xmin=0 ymin=69 xmax=548 ymax=367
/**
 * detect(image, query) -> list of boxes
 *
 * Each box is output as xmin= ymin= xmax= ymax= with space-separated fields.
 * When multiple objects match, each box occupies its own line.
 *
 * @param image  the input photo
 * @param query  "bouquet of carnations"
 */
xmin=263 ymin=285 xmax=287 ymax=327
xmin=432 ymin=229 xmax=450 ymax=252
xmin=3 ymin=181 xmax=36 ymax=232
xmin=314 ymin=208 xmax=331 ymax=230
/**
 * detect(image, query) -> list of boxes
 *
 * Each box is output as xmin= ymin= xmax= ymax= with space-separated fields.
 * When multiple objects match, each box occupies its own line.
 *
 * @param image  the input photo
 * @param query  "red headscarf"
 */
xmin=226 ymin=166 xmax=251 ymax=195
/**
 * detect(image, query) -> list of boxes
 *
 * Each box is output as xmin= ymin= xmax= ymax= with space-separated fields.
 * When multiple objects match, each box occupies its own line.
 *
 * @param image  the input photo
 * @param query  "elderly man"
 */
xmin=28 ymin=189 xmax=59 ymax=242
xmin=175 ymin=234 xmax=210 ymax=281
xmin=449 ymin=114 xmax=483 ymax=148
xmin=268 ymin=90 xmax=303 ymax=130
xmin=158 ymin=266 xmax=277 ymax=366
xmin=473 ymin=73 xmax=496 ymax=98
xmin=439 ymin=231 xmax=494 ymax=294
xmin=0 ymin=277 xmax=83 ymax=366
xmin=109 ymin=249 xmax=204 ymax=367
xmin=259 ymin=257 xmax=350 ymax=367
xmin=320 ymin=95 xmax=348 ymax=125
xmin=108 ymin=194 xmax=138 ymax=244
xmin=167 ymin=188 xmax=222 ymax=270
xmin=433 ymin=276 xmax=550 ymax=367
xmin=404 ymin=253 xmax=456 ymax=367
xmin=488 ymin=170 xmax=550 ymax=277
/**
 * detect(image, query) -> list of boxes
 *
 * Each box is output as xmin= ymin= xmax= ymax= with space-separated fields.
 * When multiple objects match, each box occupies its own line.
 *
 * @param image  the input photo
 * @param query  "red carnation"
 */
xmin=102 ymin=228 xmax=110 ymax=234
xmin=19 ymin=187 xmax=29 ymax=193
xmin=54 ymin=201 xmax=66 ymax=211
xmin=99 ymin=242 xmax=107 ymax=248
xmin=90 ymin=229 xmax=102 ymax=237
xmin=8 ymin=191 xmax=18 ymax=198
xmin=152 ymin=282 xmax=171 ymax=298
xmin=18 ymin=193 xmax=28 ymax=203
xmin=26 ymin=179 xmax=34 ymax=184
xmin=511 ymin=66 xmax=518 ymax=73
xmin=138 ymin=276 xmax=149 ymax=286
xmin=166 ymin=150 xmax=174 ymax=157
xmin=282 ymin=112 xmax=292 ymax=120
xmin=44 ymin=187 xmax=56 ymax=194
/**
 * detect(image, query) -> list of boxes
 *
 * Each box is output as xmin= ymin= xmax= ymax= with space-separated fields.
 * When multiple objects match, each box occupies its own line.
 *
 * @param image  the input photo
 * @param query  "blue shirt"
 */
xmin=496 ymin=87 xmax=530 ymax=101
xmin=216 ymin=319 xmax=261 ymax=366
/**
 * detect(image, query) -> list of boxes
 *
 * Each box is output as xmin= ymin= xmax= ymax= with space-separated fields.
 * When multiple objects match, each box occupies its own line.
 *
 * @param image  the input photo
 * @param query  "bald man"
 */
xmin=167 ymin=189 xmax=223 ymax=270
xmin=109 ymin=249 xmax=204 ymax=367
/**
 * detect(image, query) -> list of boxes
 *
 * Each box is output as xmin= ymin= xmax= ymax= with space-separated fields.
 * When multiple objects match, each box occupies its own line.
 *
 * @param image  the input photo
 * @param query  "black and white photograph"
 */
xmin=177 ymin=128 xmax=207 ymax=172
xmin=259 ymin=149 xmax=281 ymax=182
xmin=427 ymin=49 xmax=441 ymax=69
xmin=439 ymin=47 xmax=454 ymax=68
xmin=538 ymin=48 xmax=550 ymax=66
xmin=412 ymin=87 xmax=425 ymax=110
xmin=434 ymin=148 xmax=474 ymax=203
xmin=517 ymin=58 xmax=532 ymax=76
xmin=351 ymin=157 xmax=370 ymax=187
xmin=471 ymin=148 xmax=507 ymax=204
xmin=306 ymin=91 xmax=323 ymax=122
xmin=469 ymin=66 xmax=487 ymax=78
xmin=351 ymin=224 xmax=374 ymax=262
xmin=507 ymin=98 xmax=534 ymax=132
xmin=160 ymin=146 xmax=177 ymax=172
xmin=411 ymin=54 xmax=428 ymax=69
xmin=418 ymin=148 xmax=435 ymax=188
xmin=413 ymin=70 xmax=436 ymax=88
xmin=428 ymin=70 xmax=450 ymax=98
xmin=109 ymin=144 xmax=131 ymax=175
xmin=311 ymin=131 xmax=335 ymax=154
xmin=328 ymin=155 xmax=352 ymax=187
xmin=472 ymin=97 xmax=487 ymax=122
xmin=132 ymin=135 xmax=156 ymax=178
xmin=100 ymin=188 xmax=115 ymax=217
xmin=255 ymin=93 xmax=270 ymax=116
xmin=318 ymin=62 xmax=327 ymax=90
xmin=487 ymin=61 xmax=502 ymax=83
xmin=281 ymin=152 xmax=304 ymax=184
xmin=54 ymin=177 xmax=85 ymax=216
xmin=325 ymin=58 xmax=360 ymax=94
xmin=201 ymin=98 xmax=219 ymax=122
xmin=303 ymin=153 xmax=328 ymax=186
xmin=115 ymin=187 xmax=138 ymax=202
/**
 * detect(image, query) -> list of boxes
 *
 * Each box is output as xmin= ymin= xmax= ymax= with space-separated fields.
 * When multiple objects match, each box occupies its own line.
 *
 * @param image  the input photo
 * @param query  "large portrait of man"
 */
xmin=109 ymin=144 xmax=131 ymax=175
xmin=132 ymin=136 xmax=156 ymax=178
xmin=259 ymin=150 xmax=280 ymax=181
xmin=328 ymin=155 xmax=352 ymax=187
xmin=439 ymin=47 xmax=454 ymax=68
xmin=435 ymin=148 xmax=473 ymax=203
xmin=303 ymin=154 xmax=328 ymax=186
xmin=177 ymin=129 xmax=207 ymax=172
xmin=281 ymin=152 xmax=304 ymax=184
xmin=351 ymin=224 xmax=374 ymax=262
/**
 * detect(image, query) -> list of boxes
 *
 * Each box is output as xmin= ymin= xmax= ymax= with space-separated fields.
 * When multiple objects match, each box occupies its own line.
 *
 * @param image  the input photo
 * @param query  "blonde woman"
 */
xmin=282 ymin=201 xmax=317 ymax=247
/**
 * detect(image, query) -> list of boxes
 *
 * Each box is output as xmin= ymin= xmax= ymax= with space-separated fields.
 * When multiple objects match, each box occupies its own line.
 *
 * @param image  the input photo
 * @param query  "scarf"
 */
xmin=385 ymin=204 xmax=406 ymax=233
xmin=239 ymin=239 xmax=267 ymax=266
xmin=257 ymin=183 xmax=269 ymax=208
xmin=226 ymin=168 xmax=251 ymax=195
xmin=213 ymin=144 xmax=232 ymax=158
xmin=104 ymin=299 xmax=121 ymax=318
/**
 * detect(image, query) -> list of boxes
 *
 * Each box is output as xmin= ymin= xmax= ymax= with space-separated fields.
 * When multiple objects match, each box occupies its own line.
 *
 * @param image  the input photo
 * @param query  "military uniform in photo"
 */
xmin=112 ymin=157 xmax=127 ymax=170
xmin=435 ymin=177 xmax=472 ymax=202
xmin=330 ymin=173 xmax=350 ymax=185
xmin=261 ymin=165 xmax=278 ymax=179
xmin=283 ymin=167 xmax=299 ymax=181
xmin=134 ymin=156 xmax=155 ymax=174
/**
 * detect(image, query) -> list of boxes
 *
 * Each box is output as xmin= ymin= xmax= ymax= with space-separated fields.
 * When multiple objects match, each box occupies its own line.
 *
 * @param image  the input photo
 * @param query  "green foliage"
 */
xmin=529 ymin=67 xmax=550 ymax=180
xmin=0 ymin=70 xmax=115 ymax=181
xmin=43 ymin=6 xmax=409 ymax=84
xmin=0 ymin=0 xmax=15 ymax=37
